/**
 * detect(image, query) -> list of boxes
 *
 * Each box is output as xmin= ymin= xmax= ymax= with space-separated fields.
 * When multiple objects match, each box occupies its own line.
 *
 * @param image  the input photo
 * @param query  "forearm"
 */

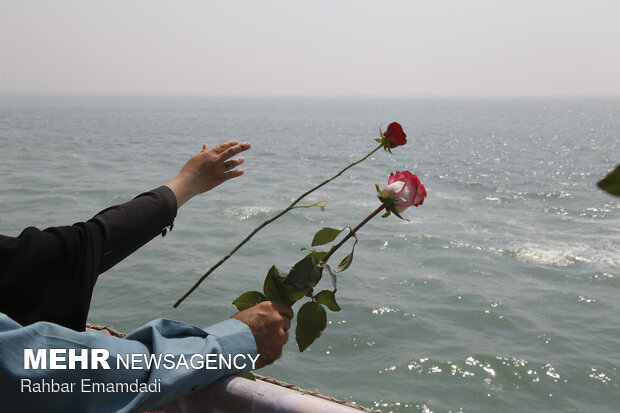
xmin=164 ymin=172 xmax=195 ymax=209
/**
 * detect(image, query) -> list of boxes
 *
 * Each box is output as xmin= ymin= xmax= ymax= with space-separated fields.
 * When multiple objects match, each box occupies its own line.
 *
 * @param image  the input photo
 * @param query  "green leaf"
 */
xmin=263 ymin=265 xmax=312 ymax=304
xmin=285 ymin=256 xmax=323 ymax=289
xmin=336 ymin=238 xmax=357 ymax=273
xmin=295 ymin=301 xmax=328 ymax=351
xmin=232 ymin=291 xmax=266 ymax=311
xmin=597 ymin=165 xmax=620 ymax=197
xmin=263 ymin=265 xmax=284 ymax=301
xmin=285 ymin=285 xmax=312 ymax=302
xmin=241 ymin=372 xmax=256 ymax=381
xmin=336 ymin=251 xmax=354 ymax=272
xmin=311 ymin=227 xmax=344 ymax=246
xmin=315 ymin=290 xmax=341 ymax=312
xmin=391 ymin=208 xmax=409 ymax=221
xmin=381 ymin=210 xmax=391 ymax=218
xmin=304 ymin=249 xmax=329 ymax=262
xmin=375 ymin=138 xmax=383 ymax=143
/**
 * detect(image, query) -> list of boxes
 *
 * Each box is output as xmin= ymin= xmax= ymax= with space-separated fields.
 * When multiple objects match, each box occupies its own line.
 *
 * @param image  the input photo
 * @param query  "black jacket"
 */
xmin=0 ymin=186 xmax=177 ymax=331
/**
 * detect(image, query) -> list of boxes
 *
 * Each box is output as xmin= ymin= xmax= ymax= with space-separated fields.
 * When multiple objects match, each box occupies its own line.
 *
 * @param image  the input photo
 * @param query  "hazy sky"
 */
xmin=1 ymin=0 xmax=619 ymax=96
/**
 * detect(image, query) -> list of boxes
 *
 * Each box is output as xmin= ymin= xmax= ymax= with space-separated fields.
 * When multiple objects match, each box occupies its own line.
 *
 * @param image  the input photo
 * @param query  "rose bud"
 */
xmin=382 ymin=171 xmax=427 ymax=213
xmin=383 ymin=122 xmax=407 ymax=149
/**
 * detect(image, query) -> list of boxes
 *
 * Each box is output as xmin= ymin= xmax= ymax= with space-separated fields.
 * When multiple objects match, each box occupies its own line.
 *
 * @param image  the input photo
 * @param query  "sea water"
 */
xmin=0 ymin=95 xmax=618 ymax=412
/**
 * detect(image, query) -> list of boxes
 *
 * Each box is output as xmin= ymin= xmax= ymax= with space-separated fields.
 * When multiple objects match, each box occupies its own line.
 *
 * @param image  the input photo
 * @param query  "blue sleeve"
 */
xmin=0 ymin=313 xmax=258 ymax=413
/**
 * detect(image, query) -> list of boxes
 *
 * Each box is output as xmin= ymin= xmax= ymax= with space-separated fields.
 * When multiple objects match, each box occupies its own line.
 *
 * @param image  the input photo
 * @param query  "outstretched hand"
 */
xmin=232 ymin=301 xmax=293 ymax=369
xmin=165 ymin=141 xmax=251 ymax=208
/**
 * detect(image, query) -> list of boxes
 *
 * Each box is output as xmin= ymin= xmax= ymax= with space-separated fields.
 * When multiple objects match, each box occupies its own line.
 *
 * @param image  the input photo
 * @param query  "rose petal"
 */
xmin=383 ymin=122 xmax=407 ymax=149
xmin=382 ymin=181 xmax=406 ymax=197
xmin=387 ymin=173 xmax=396 ymax=185
xmin=383 ymin=170 xmax=427 ymax=212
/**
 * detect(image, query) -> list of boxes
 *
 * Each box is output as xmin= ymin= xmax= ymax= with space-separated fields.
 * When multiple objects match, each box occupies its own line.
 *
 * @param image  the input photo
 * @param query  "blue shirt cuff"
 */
xmin=204 ymin=318 xmax=258 ymax=376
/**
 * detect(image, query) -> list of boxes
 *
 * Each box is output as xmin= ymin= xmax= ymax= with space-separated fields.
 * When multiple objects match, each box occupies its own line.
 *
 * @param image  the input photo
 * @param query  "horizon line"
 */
xmin=2 ymin=91 xmax=620 ymax=100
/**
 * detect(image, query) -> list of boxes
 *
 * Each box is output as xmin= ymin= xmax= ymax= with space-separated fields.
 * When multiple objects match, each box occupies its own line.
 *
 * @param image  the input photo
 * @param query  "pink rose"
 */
xmin=382 ymin=171 xmax=427 ymax=212
xmin=383 ymin=122 xmax=407 ymax=149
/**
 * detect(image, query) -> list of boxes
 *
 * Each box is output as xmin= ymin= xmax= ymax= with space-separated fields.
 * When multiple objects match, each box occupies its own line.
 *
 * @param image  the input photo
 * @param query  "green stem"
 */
xmin=319 ymin=204 xmax=385 ymax=266
xmin=174 ymin=143 xmax=384 ymax=307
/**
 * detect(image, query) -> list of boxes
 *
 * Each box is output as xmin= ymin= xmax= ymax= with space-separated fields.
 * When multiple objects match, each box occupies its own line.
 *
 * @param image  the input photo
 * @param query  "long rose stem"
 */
xmin=174 ymin=143 xmax=384 ymax=307
xmin=320 ymin=204 xmax=386 ymax=266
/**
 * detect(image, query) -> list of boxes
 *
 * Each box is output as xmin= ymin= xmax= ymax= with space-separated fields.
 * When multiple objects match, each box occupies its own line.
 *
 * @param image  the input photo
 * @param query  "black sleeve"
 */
xmin=0 ymin=186 xmax=177 ymax=331
xmin=94 ymin=185 xmax=177 ymax=273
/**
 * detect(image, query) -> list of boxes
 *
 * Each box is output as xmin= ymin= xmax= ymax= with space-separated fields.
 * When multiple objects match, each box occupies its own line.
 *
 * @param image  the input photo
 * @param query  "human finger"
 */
xmin=223 ymin=157 xmax=245 ymax=171
xmin=270 ymin=302 xmax=294 ymax=320
xmin=201 ymin=144 xmax=209 ymax=152
xmin=219 ymin=142 xmax=251 ymax=160
xmin=282 ymin=316 xmax=291 ymax=332
xmin=223 ymin=169 xmax=244 ymax=180
xmin=212 ymin=140 xmax=239 ymax=154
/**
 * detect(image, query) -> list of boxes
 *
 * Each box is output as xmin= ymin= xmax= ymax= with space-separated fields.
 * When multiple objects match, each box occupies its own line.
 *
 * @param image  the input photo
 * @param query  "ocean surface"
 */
xmin=0 ymin=95 xmax=618 ymax=412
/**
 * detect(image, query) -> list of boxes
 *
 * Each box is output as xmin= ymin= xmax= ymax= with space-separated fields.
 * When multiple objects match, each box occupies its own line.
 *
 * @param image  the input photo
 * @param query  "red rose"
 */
xmin=382 ymin=171 xmax=427 ymax=212
xmin=383 ymin=122 xmax=407 ymax=149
